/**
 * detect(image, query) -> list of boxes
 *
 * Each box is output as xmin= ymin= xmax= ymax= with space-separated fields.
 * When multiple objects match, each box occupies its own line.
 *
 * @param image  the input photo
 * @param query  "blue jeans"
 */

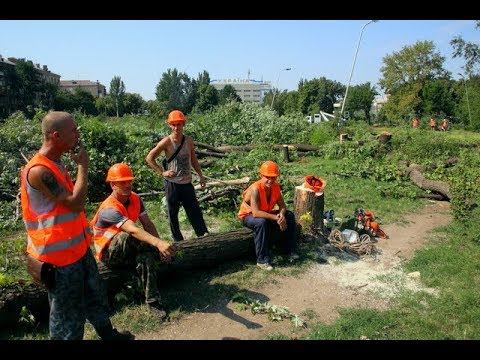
xmin=241 ymin=210 xmax=297 ymax=264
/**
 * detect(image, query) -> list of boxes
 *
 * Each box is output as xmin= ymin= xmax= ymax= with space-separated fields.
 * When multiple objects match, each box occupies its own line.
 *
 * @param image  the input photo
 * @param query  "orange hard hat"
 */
xmin=167 ymin=110 xmax=186 ymax=124
xmin=106 ymin=163 xmax=135 ymax=182
xmin=259 ymin=161 xmax=280 ymax=177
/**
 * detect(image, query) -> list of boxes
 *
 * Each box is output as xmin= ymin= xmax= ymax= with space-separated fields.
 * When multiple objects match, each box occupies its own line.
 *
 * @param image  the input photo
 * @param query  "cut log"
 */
xmin=195 ymin=149 xmax=227 ymax=158
xmin=293 ymin=185 xmax=324 ymax=234
xmin=194 ymin=177 xmax=250 ymax=190
xmin=216 ymin=144 xmax=321 ymax=152
xmin=282 ymin=145 xmax=291 ymax=163
xmin=0 ymin=228 xmax=255 ymax=330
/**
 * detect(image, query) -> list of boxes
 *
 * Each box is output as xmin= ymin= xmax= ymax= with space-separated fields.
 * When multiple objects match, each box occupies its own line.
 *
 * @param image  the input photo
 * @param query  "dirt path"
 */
xmin=137 ymin=201 xmax=451 ymax=340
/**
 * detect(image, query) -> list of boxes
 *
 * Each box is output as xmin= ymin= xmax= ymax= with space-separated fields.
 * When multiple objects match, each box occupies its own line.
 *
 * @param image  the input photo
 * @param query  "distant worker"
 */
xmin=441 ymin=118 xmax=448 ymax=131
xmin=412 ymin=118 xmax=419 ymax=128
xmin=238 ymin=160 xmax=299 ymax=271
xmin=91 ymin=163 xmax=176 ymax=319
xmin=146 ymin=110 xmax=209 ymax=242
xmin=429 ymin=118 xmax=436 ymax=130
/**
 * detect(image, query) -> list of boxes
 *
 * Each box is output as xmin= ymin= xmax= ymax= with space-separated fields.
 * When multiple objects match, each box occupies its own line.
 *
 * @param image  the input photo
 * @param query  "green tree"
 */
xmin=218 ymin=84 xmax=241 ymax=105
xmin=451 ymin=20 xmax=480 ymax=76
xmin=123 ymin=93 xmax=145 ymax=115
xmin=421 ymin=79 xmax=456 ymax=119
xmin=344 ymin=82 xmax=377 ymax=123
xmin=155 ymin=68 xmax=196 ymax=113
xmin=379 ymin=41 xmax=450 ymax=123
xmin=110 ymin=76 xmax=125 ymax=117
xmin=297 ymin=77 xmax=344 ymax=115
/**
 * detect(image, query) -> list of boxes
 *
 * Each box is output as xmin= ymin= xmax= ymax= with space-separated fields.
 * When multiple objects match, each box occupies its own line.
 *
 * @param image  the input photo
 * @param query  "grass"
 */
xmin=2 ymin=127 xmax=480 ymax=340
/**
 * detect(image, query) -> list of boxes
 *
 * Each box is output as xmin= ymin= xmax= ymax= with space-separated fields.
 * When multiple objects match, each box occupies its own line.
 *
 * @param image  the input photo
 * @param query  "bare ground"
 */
xmin=137 ymin=201 xmax=451 ymax=340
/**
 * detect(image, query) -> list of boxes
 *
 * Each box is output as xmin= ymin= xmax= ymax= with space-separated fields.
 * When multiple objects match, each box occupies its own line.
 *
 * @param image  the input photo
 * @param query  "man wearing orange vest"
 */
xmin=146 ymin=110 xmax=209 ymax=241
xmin=429 ymin=118 xmax=436 ymax=130
xmin=238 ymin=161 xmax=299 ymax=271
xmin=20 ymin=111 xmax=133 ymax=340
xmin=91 ymin=163 xmax=176 ymax=319
xmin=412 ymin=118 xmax=419 ymax=128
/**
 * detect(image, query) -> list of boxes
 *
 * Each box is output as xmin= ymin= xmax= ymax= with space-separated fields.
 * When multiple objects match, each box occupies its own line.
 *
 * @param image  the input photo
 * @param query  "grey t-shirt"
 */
xmin=93 ymin=198 xmax=147 ymax=229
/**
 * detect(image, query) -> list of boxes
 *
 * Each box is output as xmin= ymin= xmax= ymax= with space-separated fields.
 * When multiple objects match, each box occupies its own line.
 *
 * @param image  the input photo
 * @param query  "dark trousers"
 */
xmin=241 ymin=210 xmax=297 ymax=264
xmin=164 ymin=180 xmax=208 ymax=241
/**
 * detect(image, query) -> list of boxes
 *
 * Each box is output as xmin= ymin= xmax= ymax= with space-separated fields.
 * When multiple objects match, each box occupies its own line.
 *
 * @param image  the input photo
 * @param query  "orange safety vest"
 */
xmin=413 ymin=119 xmax=419 ymax=127
xmin=90 ymin=192 xmax=141 ymax=261
xmin=20 ymin=153 xmax=91 ymax=267
xmin=238 ymin=180 xmax=281 ymax=220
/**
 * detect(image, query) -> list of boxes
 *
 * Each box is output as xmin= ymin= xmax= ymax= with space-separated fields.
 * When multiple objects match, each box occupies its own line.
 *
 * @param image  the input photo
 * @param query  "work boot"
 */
xmin=97 ymin=323 xmax=135 ymax=340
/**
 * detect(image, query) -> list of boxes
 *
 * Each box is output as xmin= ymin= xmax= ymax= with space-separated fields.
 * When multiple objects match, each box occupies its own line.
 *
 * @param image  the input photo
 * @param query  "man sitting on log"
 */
xmin=238 ymin=160 xmax=299 ymax=271
xmin=91 ymin=163 xmax=176 ymax=319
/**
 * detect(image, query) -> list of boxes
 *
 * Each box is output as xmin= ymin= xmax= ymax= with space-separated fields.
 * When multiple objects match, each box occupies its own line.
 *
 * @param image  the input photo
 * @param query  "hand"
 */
xmin=157 ymin=240 xmax=176 ymax=263
xmin=277 ymin=213 xmax=287 ymax=231
xmin=199 ymin=175 xmax=206 ymax=188
xmin=69 ymin=141 xmax=89 ymax=166
xmin=163 ymin=170 xmax=176 ymax=178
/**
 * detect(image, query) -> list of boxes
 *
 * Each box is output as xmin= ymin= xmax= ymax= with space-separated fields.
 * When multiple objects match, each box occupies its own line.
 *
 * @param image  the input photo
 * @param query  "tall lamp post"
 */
xmin=271 ymin=67 xmax=291 ymax=109
xmin=340 ymin=20 xmax=378 ymax=119
xmin=458 ymin=73 xmax=472 ymax=127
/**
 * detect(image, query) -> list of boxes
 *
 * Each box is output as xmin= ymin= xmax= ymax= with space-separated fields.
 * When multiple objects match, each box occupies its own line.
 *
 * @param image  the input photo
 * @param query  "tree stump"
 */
xmin=293 ymin=185 xmax=324 ymax=234
xmin=282 ymin=145 xmax=291 ymax=163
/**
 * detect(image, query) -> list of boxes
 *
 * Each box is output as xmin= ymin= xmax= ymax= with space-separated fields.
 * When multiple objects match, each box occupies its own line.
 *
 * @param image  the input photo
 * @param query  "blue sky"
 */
xmin=1 ymin=20 xmax=477 ymax=101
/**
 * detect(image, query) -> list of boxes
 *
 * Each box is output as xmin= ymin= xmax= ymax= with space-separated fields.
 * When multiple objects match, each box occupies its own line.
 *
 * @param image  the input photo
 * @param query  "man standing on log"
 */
xmin=91 ymin=163 xmax=176 ymax=319
xmin=238 ymin=160 xmax=299 ymax=271
xmin=145 ymin=110 xmax=209 ymax=241
xmin=20 ymin=111 xmax=134 ymax=340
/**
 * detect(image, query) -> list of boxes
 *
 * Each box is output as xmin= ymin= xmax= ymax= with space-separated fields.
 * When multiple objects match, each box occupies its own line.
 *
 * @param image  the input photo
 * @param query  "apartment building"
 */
xmin=60 ymin=80 xmax=107 ymax=98
xmin=210 ymin=78 xmax=271 ymax=104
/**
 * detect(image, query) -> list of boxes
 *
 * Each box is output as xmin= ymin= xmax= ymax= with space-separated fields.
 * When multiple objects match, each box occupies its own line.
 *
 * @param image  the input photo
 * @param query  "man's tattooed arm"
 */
xmin=41 ymin=171 xmax=65 ymax=198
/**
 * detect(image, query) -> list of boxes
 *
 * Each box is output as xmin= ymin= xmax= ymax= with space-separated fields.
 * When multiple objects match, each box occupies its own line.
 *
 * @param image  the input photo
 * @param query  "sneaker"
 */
xmin=148 ymin=301 xmax=168 ymax=320
xmin=288 ymin=253 xmax=300 ymax=262
xmin=256 ymin=262 xmax=273 ymax=271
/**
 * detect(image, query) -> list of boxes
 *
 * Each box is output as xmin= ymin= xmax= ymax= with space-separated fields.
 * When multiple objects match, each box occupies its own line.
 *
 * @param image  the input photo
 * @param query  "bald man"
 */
xmin=20 ymin=111 xmax=133 ymax=340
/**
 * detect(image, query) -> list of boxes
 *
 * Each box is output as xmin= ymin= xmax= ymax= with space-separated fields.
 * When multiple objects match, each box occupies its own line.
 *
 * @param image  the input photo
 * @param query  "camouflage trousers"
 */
xmin=49 ymin=248 xmax=112 ymax=340
xmin=102 ymin=232 xmax=162 ymax=304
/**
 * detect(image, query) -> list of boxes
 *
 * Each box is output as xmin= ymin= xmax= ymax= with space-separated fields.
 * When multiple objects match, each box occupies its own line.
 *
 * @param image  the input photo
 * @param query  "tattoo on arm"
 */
xmin=41 ymin=171 xmax=65 ymax=197
xmin=250 ymin=187 xmax=259 ymax=208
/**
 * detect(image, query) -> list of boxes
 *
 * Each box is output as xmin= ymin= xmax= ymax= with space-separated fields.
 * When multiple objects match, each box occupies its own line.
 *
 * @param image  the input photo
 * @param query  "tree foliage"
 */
xmin=344 ymin=82 xmax=377 ymax=123
xmin=450 ymin=20 xmax=480 ymax=76
xmin=109 ymin=76 xmax=126 ymax=117
xmin=155 ymin=68 xmax=196 ymax=113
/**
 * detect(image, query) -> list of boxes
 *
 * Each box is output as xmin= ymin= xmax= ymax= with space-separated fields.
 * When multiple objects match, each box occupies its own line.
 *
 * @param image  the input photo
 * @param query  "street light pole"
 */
xmin=340 ymin=20 xmax=378 ymax=119
xmin=271 ymin=67 xmax=291 ymax=109
xmin=458 ymin=73 xmax=472 ymax=127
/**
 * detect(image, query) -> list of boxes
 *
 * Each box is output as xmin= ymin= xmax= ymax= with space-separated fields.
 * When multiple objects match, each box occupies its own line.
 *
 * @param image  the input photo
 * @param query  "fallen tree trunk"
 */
xmin=195 ymin=149 xmax=228 ymax=158
xmin=406 ymin=164 xmax=452 ymax=200
xmin=194 ymin=142 xmax=227 ymax=154
xmin=0 ymin=229 xmax=254 ymax=330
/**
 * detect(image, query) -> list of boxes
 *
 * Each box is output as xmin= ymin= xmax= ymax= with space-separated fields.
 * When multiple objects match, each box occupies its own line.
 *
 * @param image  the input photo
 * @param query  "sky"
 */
xmin=1 ymin=20 xmax=478 ymax=101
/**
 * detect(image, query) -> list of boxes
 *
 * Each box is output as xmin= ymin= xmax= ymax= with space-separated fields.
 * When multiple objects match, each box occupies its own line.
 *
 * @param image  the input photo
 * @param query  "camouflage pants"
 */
xmin=49 ymin=248 xmax=112 ymax=340
xmin=102 ymin=232 xmax=162 ymax=304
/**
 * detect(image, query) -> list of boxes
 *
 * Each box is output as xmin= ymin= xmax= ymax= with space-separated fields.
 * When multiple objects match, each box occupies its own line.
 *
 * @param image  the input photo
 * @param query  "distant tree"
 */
xmin=194 ymin=84 xmax=219 ymax=113
xmin=123 ymin=93 xmax=145 ymax=115
xmin=379 ymin=41 xmax=450 ymax=122
xmin=421 ymin=79 xmax=456 ymax=119
xmin=344 ymin=82 xmax=378 ymax=123
xmin=155 ymin=68 xmax=196 ymax=113
xmin=110 ymin=76 xmax=125 ymax=117
xmin=297 ymin=77 xmax=344 ymax=115
xmin=283 ymin=91 xmax=300 ymax=115
xmin=219 ymin=85 xmax=241 ymax=105
xmin=72 ymin=88 xmax=97 ymax=115
xmin=451 ymin=20 xmax=480 ymax=76
xmin=14 ymin=59 xmax=43 ymax=114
